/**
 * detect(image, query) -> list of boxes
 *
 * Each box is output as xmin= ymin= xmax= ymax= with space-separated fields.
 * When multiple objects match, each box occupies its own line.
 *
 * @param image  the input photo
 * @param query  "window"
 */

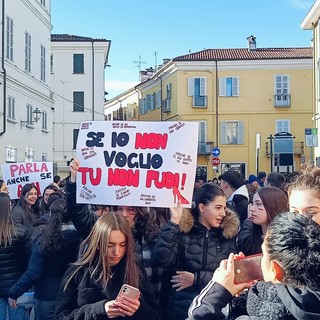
xmin=220 ymin=121 xmax=244 ymax=145
xmin=42 ymin=111 xmax=48 ymax=130
xmin=73 ymin=129 xmax=79 ymax=149
xmin=25 ymin=148 xmax=34 ymax=162
xmin=274 ymin=75 xmax=290 ymax=107
xmin=26 ymin=104 xmax=33 ymax=126
xmin=73 ymin=54 xmax=84 ymax=73
xmin=156 ymin=90 xmax=161 ymax=109
xmin=188 ymin=77 xmax=207 ymax=107
xmin=139 ymin=98 xmax=147 ymax=114
xmin=73 ymin=91 xmax=84 ymax=111
xmin=40 ymin=0 xmax=46 ymax=6
xmin=275 ymin=119 xmax=290 ymax=133
xmin=198 ymin=121 xmax=210 ymax=154
xmin=7 ymin=96 xmax=15 ymax=120
xmin=25 ymin=32 xmax=31 ymax=72
xmin=40 ymin=45 xmax=46 ymax=81
xmin=6 ymin=16 xmax=13 ymax=61
xmin=146 ymin=94 xmax=154 ymax=111
xmin=6 ymin=146 xmax=17 ymax=163
xmin=219 ymin=76 xmax=239 ymax=97
xmin=163 ymin=83 xmax=172 ymax=111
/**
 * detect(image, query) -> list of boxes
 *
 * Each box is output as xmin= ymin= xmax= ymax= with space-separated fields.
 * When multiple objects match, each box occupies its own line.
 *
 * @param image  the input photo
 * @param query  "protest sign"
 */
xmin=76 ymin=121 xmax=199 ymax=208
xmin=1 ymin=162 xmax=53 ymax=199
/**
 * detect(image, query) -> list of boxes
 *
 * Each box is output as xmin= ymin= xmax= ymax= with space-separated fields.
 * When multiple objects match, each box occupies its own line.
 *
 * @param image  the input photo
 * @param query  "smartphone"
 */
xmin=116 ymin=284 xmax=140 ymax=301
xmin=234 ymin=254 xmax=263 ymax=284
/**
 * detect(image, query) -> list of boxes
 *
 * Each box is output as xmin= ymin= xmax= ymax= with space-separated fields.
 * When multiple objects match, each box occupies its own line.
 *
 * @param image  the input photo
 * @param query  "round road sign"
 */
xmin=211 ymin=157 xmax=220 ymax=166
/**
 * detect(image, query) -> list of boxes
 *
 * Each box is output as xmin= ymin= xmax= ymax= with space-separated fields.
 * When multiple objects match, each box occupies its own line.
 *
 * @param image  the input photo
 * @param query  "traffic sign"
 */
xmin=211 ymin=147 xmax=221 ymax=157
xmin=211 ymin=157 xmax=220 ymax=166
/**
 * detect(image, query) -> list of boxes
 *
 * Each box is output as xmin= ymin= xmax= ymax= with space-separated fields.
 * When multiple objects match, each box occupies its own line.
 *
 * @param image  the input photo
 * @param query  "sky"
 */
xmin=51 ymin=0 xmax=315 ymax=99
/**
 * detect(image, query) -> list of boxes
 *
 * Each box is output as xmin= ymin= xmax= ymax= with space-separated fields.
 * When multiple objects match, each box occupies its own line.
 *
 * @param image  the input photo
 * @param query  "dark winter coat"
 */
xmin=187 ymin=280 xmax=320 ymax=319
xmin=8 ymin=226 xmax=80 ymax=301
xmin=151 ymin=208 xmax=240 ymax=320
xmin=11 ymin=204 xmax=46 ymax=238
xmin=54 ymin=259 xmax=162 ymax=320
xmin=237 ymin=219 xmax=263 ymax=256
xmin=0 ymin=224 xmax=32 ymax=298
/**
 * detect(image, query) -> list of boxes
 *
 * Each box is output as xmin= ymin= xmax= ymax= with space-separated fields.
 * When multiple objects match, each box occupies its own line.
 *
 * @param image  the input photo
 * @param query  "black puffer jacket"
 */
xmin=54 ymin=259 xmax=162 ymax=320
xmin=151 ymin=208 xmax=240 ymax=320
xmin=0 ymin=223 xmax=32 ymax=298
xmin=237 ymin=219 xmax=263 ymax=256
xmin=8 ymin=226 xmax=80 ymax=301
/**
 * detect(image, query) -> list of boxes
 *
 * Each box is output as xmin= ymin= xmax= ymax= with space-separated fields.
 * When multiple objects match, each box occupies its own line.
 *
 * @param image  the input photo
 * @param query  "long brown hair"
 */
xmin=257 ymin=186 xmax=288 ymax=224
xmin=64 ymin=212 xmax=139 ymax=290
xmin=0 ymin=193 xmax=16 ymax=246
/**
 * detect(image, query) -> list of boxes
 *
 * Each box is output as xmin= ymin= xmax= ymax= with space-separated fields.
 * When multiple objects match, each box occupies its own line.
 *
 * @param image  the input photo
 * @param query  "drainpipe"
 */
xmin=156 ymin=74 xmax=163 ymax=121
xmin=0 ymin=0 xmax=7 ymax=136
xmin=215 ymin=60 xmax=219 ymax=148
xmin=134 ymin=86 xmax=142 ymax=121
xmin=91 ymin=40 xmax=95 ymax=120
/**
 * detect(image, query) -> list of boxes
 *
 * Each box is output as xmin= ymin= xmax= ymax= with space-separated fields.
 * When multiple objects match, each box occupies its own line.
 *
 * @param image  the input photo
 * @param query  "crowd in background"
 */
xmin=0 ymin=163 xmax=320 ymax=320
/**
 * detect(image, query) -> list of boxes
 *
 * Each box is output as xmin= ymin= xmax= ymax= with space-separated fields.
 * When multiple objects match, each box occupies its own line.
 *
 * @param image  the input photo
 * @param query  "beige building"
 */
xmin=105 ymin=40 xmax=313 ymax=181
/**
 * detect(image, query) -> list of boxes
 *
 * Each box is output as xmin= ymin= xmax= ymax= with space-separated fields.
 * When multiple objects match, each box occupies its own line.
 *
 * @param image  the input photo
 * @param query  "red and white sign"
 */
xmin=211 ymin=157 xmax=220 ymax=166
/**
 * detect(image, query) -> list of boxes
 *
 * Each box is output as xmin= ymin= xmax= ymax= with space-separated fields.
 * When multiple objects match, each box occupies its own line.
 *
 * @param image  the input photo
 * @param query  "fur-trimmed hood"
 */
xmin=178 ymin=207 xmax=240 ymax=239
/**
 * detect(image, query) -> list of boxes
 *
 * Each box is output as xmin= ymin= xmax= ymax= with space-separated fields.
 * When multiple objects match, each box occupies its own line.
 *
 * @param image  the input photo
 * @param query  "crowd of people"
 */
xmin=0 ymin=164 xmax=320 ymax=320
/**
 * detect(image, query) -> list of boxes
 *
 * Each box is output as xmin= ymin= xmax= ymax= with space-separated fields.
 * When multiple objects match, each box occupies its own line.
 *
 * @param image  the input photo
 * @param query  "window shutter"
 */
xmin=200 ymin=77 xmax=206 ymax=96
xmin=139 ymin=99 xmax=143 ymax=114
xmin=198 ymin=121 xmax=206 ymax=143
xmin=220 ymin=122 xmax=227 ymax=144
xmin=219 ymin=77 xmax=226 ymax=96
xmin=167 ymin=83 xmax=172 ymax=98
xmin=232 ymin=77 xmax=239 ymax=96
xmin=188 ymin=78 xmax=194 ymax=96
xmin=237 ymin=121 xmax=244 ymax=144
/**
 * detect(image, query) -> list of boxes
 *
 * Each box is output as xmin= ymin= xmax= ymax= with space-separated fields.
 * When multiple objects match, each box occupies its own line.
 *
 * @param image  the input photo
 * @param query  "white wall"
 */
xmin=0 ymin=0 xmax=53 ymax=175
xmin=51 ymin=38 xmax=110 ymax=174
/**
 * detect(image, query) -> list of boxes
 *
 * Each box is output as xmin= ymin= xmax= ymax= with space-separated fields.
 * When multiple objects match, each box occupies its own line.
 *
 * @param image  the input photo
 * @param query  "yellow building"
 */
xmin=105 ymin=40 xmax=313 ymax=181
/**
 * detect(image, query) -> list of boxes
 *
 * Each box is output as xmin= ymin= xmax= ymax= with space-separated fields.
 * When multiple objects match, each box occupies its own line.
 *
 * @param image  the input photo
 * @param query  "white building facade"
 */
xmin=301 ymin=0 xmax=320 ymax=165
xmin=50 ymin=34 xmax=111 ymax=175
xmin=0 ymin=0 xmax=53 ymax=174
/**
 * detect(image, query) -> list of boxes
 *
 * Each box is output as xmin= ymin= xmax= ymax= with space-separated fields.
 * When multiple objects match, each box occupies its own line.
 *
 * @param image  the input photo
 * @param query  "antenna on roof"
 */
xmin=132 ymin=55 xmax=147 ymax=81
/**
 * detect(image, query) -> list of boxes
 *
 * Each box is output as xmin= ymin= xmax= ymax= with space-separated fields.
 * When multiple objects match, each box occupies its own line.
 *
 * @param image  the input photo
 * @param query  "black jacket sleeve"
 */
xmin=151 ymin=221 xmax=182 ymax=268
xmin=186 ymin=281 xmax=232 ymax=320
xmin=8 ymin=239 xmax=48 ymax=299
xmin=66 ymin=177 xmax=97 ymax=239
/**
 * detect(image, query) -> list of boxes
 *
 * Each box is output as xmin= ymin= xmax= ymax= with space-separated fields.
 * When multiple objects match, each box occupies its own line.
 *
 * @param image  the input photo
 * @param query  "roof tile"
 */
xmin=173 ymin=47 xmax=313 ymax=61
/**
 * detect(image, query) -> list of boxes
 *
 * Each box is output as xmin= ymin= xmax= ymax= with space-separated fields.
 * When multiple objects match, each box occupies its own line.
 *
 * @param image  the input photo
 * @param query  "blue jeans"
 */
xmin=35 ymin=299 xmax=56 ymax=320
xmin=0 ymin=298 xmax=28 ymax=320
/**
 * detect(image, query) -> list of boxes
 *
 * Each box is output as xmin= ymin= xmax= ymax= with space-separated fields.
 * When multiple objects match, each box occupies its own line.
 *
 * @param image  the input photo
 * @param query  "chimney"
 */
xmin=247 ymin=35 xmax=256 ymax=51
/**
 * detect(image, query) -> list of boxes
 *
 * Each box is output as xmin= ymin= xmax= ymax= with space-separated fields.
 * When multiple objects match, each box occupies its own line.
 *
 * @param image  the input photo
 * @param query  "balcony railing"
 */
xmin=265 ymin=141 xmax=304 ymax=156
xmin=274 ymin=94 xmax=291 ymax=107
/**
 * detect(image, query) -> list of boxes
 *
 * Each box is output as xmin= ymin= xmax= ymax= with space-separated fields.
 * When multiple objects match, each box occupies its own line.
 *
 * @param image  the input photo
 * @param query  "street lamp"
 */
xmin=20 ymin=107 xmax=42 ymax=127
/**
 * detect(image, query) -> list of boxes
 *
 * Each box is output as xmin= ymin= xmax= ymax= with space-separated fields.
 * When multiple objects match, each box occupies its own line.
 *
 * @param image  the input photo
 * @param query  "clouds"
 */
xmin=286 ymin=0 xmax=314 ymax=10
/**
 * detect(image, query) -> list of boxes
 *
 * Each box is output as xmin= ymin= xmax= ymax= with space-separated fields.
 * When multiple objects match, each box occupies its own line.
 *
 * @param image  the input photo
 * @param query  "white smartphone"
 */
xmin=116 ymin=284 xmax=140 ymax=301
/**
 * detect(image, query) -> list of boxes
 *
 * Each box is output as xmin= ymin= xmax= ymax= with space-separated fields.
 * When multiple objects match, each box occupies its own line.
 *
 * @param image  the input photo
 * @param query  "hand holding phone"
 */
xmin=116 ymin=284 xmax=140 ymax=301
xmin=234 ymin=254 xmax=263 ymax=284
